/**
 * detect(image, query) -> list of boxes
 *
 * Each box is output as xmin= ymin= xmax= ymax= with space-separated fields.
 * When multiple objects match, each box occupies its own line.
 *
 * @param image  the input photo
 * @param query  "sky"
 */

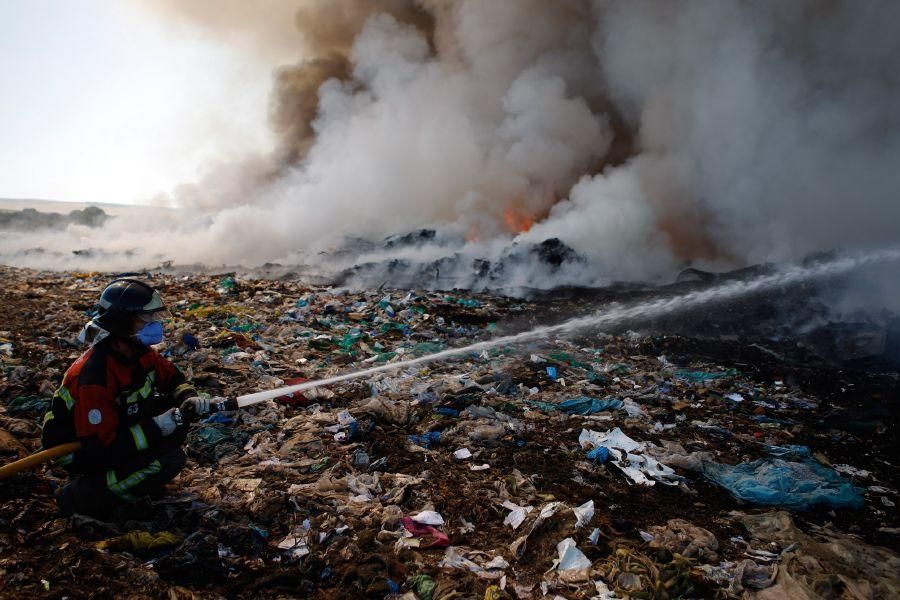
xmin=0 ymin=0 xmax=273 ymax=205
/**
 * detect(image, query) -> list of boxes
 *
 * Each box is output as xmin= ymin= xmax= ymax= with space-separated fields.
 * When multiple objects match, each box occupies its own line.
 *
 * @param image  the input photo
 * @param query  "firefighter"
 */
xmin=41 ymin=279 xmax=210 ymax=519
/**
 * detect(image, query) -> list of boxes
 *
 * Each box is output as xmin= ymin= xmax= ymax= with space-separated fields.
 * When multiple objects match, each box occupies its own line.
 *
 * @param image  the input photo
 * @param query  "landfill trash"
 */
xmin=675 ymin=368 xmax=739 ymax=381
xmin=5 ymin=395 xmax=50 ymax=416
xmin=400 ymin=517 xmax=450 ymax=549
xmin=409 ymin=431 xmax=441 ymax=449
xmin=600 ymin=546 xmax=695 ymax=598
xmin=702 ymin=457 xmax=864 ymax=510
xmin=572 ymin=500 xmax=594 ymax=529
xmin=273 ymin=377 xmax=310 ymax=406
xmin=558 ymin=396 xmax=623 ymax=415
xmin=453 ymin=448 xmax=472 ymax=460
xmin=736 ymin=511 xmax=900 ymax=599
xmin=833 ymin=463 xmax=871 ymax=478
xmin=411 ymin=510 xmax=445 ymax=526
xmin=439 ymin=546 xmax=508 ymax=579
xmin=408 ymin=574 xmax=436 ymax=600
xmin=501 ymin=500 xmax=533 ymax=530
xmin=586 ymin=446 xmax=610 ymax=463
xmin=555 ymin=537 xmax=591 ymax=582
xmin=469 ymin=423 xmax=505 ymax=444
xmin=592 ymin=580 xmax=617 ymax=599
xmin=202 ymin=412 xmax=233 ymax=425
xmin=361 ymin=396 xmax=409 ymax=424
xmin=276 ymin=525 xmax=311 ymax=559
xmin=351 ymin=448 xmax=370 ymax=468
xmin=96 ymin=531 xmax=184 ymax=555
xmin=579 ymin=428 xmax=683 ymax=486
xmin=1 ymin=266 xmax=899 ymax=598
xmin=622 ymin=398 xmax=647 ymax=418
xmin=483 ymin=584 xmax=501 ymax=600
xmin=509 ymin=502 xmax=565 ymax=558
xmin=646 ymin=519 xmax=718 ymax=560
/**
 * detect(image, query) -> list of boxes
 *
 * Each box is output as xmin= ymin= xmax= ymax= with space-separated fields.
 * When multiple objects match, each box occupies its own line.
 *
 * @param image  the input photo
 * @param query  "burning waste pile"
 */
xmin=318 ymin=230 xmax=589 ymax=291
xmin=1 ymin=264 xmax=899 ymax=598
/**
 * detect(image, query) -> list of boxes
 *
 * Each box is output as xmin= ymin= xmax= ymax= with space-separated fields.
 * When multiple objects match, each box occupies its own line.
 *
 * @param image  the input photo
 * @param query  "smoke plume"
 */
xmin=4 ymin=0 xmax=899 ymax=288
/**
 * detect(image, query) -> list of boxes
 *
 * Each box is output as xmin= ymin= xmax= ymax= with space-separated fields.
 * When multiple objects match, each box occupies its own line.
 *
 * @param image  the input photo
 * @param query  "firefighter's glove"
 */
xmin=184 ymin=397 xmax=211 ymax=416
xmin=153 ymin=408 xmax=180 ymax=437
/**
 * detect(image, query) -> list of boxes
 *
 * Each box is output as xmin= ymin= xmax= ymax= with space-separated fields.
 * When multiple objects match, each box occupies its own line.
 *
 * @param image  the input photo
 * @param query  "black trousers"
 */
xmin=56 ymin=447 xmax=186 ymax=520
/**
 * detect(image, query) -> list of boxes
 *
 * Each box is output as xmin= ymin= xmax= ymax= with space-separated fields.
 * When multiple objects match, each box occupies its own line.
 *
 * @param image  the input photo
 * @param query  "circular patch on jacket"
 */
xmin=88 ymin=409 xmax=103 ymax=425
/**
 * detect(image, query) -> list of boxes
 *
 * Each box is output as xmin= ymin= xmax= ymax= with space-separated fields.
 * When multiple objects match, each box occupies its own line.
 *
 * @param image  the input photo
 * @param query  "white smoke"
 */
xmin=592 ymin=0 xmax=900 ymax=268
xmin=3 ymin=0 xmax=899 ymax=288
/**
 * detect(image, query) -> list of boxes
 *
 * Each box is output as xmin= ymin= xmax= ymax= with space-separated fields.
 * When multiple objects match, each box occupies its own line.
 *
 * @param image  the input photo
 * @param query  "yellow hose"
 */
xmin=0 ymin=442 xmax=82 ymax=481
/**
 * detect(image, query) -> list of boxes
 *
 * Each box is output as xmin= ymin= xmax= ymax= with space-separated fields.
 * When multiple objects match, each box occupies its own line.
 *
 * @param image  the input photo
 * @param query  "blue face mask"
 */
xmin=134 ymin=320 xmax=164 ymax=346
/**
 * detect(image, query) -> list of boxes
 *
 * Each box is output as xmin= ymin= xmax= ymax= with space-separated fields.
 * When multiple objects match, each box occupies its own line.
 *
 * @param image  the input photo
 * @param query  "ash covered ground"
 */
xmin=1 ymin=265 xmax=899 ymax=599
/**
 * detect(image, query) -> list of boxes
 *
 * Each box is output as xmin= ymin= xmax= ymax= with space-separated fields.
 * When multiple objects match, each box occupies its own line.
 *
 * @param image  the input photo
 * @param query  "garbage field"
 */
xmin=1 ymin=265 xmax=898 ymax=599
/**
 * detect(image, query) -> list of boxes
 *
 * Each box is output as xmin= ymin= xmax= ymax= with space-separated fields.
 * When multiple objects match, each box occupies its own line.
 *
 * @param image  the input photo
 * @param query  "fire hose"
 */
xmin=0 ymin=395 xmax=253 ymax=481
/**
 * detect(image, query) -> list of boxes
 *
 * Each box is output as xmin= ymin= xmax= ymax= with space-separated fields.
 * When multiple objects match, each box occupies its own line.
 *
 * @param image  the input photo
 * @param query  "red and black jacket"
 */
xmin=41 ymin=337 xmax=196 ymax=474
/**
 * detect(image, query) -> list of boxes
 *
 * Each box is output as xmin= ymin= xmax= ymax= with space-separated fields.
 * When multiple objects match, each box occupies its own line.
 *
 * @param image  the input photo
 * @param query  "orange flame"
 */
xmin=466 ymin=222 xmax=481 ymax=243
xmin=503 ymin=207 xmax=535 ymax=234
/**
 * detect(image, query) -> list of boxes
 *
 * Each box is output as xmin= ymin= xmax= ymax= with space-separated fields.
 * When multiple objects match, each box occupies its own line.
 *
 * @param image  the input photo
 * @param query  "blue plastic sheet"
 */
xmin=203 ymin=412 xmax=234 ymax=425
xmin=408 ymin=431 xmax=441 ymax=449
xmin=702 ymin=458 xmax=864 ymax=510
xmin=182 ymin=332 xmax=199 ymax=350
xmin=675 ymin=368 xmax=739 ymax=382
xmin=559 ymin=396 xmax=624 ymax=415
xmin=764 ymin=444 xmax=811 ymax=459
xmin=586 ymin=446 xmax=610 ymax=463
xmin=248 ymin=523 xmax=269 ymax=542
xmin=342 ymin=421 xmax=359 ymax=443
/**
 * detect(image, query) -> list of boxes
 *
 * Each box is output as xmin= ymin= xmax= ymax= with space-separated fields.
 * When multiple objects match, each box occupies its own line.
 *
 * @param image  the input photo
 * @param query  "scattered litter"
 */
xmin=556 ymin=537 xmax=591 ymax=581
xmin=454 ymin=448 xmax=472 ymax=460
xmin=572 ymin=500 xmax=594 ymax=528
xmin=439 ymin=546 xmax=508 ymax=579
xmin=558 ymin=396 xmax=623 ymax=415
xmin=501 ymin=500 xmax=533 ymax=530
xmin=411 ymin=510 xmax=445 ymax=526
xmin=1 ymin=267 xmax=897 ymax=598
xmin=96 ymin=531 xmax=183 ymax=556
xmin=400 ymin=517 xmax=450 ymax=549
xmin=579 ymin=427 xmax=682 ymax=486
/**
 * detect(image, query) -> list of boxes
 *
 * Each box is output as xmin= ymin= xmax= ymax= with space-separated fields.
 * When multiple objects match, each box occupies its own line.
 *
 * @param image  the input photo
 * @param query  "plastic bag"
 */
xmin=559 ymin=396 xmax=623 ymax=415
xmin=702 ymin=458 xmax=864 ymax=510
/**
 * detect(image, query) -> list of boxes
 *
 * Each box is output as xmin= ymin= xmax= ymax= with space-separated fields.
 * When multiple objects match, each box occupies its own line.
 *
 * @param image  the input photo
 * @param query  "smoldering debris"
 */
xmin=329 ymin=233 xmax=586 ymax=290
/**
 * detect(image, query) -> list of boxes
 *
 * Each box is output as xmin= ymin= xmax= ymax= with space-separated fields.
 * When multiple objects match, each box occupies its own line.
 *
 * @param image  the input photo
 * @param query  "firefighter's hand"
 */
xmin=153 ymin=408 xmax=180 ymax=437
xmin=183 ymin=396 xmax=211 ymax=416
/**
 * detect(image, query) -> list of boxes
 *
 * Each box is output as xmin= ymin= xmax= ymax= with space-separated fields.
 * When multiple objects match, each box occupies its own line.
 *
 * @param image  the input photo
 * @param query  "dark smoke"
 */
xmin=269 ymin=1 xmax=434 ymax=166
